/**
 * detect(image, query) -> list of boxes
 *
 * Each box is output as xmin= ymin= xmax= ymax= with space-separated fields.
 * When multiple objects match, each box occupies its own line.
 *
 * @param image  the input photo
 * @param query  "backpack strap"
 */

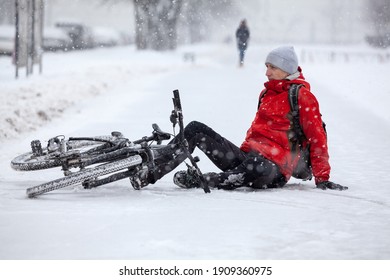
xmin=288 ymin=84 xmax=305 ymax=144
xmin=258 ymin=84 xmax=306 ymax=144
xmin=257 ymin=90 xmax=267 ymax=109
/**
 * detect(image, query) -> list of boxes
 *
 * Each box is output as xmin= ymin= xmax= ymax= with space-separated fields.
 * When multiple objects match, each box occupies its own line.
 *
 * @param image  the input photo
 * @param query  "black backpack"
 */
xmin=258 ymin=84 xmax=326 ymax=180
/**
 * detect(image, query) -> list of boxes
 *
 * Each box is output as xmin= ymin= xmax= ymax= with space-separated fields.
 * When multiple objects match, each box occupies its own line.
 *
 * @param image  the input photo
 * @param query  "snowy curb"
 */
xmin=1 ymin=77 xmax=110 ymax=141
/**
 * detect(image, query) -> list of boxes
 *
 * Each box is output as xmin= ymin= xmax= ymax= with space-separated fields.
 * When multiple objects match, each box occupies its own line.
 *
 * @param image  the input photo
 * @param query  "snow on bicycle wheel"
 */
xmin=10 ymin=150 xmax=63 ymax=171
xmin=11 ymin=139 xmax=109 ymax=171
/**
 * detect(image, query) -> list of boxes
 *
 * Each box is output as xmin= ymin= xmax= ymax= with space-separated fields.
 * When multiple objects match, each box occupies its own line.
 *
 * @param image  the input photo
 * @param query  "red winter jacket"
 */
xmin=240 ymin=69 xmax=330 ymax=184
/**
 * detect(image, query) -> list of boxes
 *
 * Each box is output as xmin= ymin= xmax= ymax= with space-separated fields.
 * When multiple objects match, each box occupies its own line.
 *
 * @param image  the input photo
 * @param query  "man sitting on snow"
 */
xmin=130 ymin=46 xmax=347 ymax=191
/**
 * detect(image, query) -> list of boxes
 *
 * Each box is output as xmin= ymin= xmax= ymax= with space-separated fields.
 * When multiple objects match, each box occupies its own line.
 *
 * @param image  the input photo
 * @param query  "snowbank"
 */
xmin=0 ymin=46 xmax=181 ymax=141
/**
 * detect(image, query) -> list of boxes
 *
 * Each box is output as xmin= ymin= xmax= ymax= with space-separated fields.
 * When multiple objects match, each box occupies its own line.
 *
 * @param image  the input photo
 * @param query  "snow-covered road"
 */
xmin=1 ymin=43 xmax=390 ymax=260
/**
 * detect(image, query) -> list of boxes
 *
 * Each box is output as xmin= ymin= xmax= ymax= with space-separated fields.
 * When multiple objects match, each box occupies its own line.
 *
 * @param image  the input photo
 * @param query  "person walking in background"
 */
xmin=236 ymin=19 xmax=250 ymax=67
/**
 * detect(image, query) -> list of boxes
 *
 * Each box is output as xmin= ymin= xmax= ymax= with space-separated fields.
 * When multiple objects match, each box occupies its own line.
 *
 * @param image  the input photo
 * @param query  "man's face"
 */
xmin=265 ymin=63 xmax=289 ymax=81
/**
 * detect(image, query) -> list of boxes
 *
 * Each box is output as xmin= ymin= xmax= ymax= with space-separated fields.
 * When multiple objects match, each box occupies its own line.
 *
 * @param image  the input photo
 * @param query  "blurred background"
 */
xmin=1 ymin=0 xmax=389 ymax=56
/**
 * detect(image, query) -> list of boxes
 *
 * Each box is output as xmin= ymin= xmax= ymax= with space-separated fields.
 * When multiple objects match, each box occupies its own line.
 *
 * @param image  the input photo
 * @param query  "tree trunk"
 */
xmin=133 ymin=0 xmax=182 ymax=51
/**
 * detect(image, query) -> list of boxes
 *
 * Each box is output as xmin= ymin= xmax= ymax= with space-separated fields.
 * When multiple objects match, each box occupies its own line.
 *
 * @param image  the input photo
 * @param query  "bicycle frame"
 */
xmin=12 ymin=89 xmax=211 ymax=197
xmin=82 ymin=90 xmax=210 ymax=193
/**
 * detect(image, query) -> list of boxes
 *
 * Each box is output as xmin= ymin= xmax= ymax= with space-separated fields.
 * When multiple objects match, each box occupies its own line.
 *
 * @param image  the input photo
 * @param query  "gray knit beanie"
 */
xmin=265 ymin=46 xmax=298 ymax=74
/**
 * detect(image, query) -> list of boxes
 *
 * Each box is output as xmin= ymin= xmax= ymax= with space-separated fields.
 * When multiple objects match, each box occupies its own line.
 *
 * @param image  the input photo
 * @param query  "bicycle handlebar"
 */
xmin=170 ymin=89 xmax=182 ymax=127
xmin=173 ymin=89 xmax=182 ymax=112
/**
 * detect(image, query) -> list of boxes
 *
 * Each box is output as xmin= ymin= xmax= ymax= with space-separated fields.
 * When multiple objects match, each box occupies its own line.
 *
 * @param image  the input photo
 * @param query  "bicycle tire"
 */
xmin=26 ymin=155 xmax=143 ymax=198
xmin=11 ymin=151 xmax=62 ymax=171
xmin=11 ymin=138 xmax=112 ymax=171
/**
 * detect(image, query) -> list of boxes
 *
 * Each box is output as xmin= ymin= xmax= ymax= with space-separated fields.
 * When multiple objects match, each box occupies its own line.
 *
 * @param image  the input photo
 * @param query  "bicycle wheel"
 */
xmin=26 ymin=155 xmax=143 ymax=198
xmin=11 ymin=137 xmax=112 ymax=171
xmin=11 ymin=150 xmax=63 ymax=171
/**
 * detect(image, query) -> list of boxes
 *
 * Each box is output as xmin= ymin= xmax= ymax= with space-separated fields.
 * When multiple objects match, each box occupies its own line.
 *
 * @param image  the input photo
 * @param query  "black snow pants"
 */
xmin=152 ymin=121 xmax=286 ymax=189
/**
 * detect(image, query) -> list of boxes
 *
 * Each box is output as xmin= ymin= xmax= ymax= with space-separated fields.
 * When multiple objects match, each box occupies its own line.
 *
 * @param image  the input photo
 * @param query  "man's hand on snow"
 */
xmin=316 ymin=181 xmax=348 ymax=191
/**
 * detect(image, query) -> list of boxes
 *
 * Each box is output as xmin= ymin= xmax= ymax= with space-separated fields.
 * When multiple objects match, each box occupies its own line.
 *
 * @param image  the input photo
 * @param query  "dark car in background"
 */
xmin=91 ymin=27 xmax=122 ymax=48
xmin=55 ymin=21 xmax=94 ymax=50
xmin=1 ymin=21 xmax=131 ymax=56
xmin=43 ymin=27 xmax=72 ymax=52
xmin=1 ymin=24 xmax=73 ymax=55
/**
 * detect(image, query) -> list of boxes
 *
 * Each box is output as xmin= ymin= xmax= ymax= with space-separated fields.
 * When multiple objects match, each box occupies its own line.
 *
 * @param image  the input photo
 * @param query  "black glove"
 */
xmin=316 ymin=181 xmax=348 ymax=191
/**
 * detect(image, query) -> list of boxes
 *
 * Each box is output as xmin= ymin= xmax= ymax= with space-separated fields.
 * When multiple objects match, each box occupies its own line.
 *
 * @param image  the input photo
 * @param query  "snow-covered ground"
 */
xmin=1 ymin=42 xmax=390 ymax=265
